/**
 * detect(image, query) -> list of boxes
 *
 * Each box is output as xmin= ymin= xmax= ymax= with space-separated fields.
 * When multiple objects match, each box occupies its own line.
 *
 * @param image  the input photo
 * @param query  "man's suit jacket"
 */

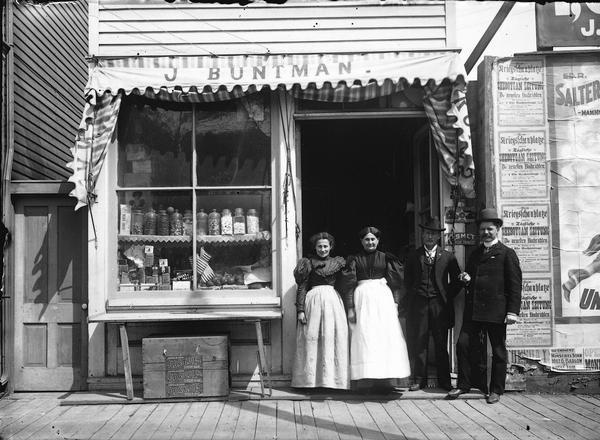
xmin=404 ymin=246 xmax=462 ymax=328
xmin=464 ymin=241 xmax=522 ymax=324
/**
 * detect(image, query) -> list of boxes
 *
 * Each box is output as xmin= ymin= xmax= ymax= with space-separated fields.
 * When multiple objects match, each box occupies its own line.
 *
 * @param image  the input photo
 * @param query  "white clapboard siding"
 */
xmin=96 ymin=0 xmax=449 ymax=57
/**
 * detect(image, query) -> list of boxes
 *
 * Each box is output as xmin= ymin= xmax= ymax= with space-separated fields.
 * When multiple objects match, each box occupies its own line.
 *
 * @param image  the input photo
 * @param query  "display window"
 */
xmin=114 ymin=93 xmax=273 ymax=299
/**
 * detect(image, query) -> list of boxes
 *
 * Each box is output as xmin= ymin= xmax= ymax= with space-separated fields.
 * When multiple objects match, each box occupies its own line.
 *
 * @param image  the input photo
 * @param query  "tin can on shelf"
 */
xmin=208 ymin=209 xmax=221 ymax=235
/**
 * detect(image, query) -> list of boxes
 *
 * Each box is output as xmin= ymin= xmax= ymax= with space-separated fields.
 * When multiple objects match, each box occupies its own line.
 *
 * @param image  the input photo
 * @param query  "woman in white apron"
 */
xmin=344 ymin=226 xmax=410 ymax=392
xmin=291 ymin=232 xmax=349 ymax=389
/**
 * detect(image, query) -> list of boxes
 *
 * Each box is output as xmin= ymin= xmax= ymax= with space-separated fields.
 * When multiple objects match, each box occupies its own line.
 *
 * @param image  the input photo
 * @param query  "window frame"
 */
xmin=104 ymin=92 xmax=279 ymax=312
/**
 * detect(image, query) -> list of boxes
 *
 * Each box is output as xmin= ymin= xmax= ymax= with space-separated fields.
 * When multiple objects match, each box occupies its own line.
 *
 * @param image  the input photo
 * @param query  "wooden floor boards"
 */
xmin=0 ymin=394 xmax=598 ymax=439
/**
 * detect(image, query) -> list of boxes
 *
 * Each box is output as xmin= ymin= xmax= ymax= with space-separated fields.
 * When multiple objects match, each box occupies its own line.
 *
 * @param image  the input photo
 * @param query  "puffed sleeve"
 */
xmin=294 ymin=258 xmax=311 ymax=313
xmin=385 ymin=252 xmax=405 ymax=307
xmin=336 ymin=255 xmax=357 ymax=310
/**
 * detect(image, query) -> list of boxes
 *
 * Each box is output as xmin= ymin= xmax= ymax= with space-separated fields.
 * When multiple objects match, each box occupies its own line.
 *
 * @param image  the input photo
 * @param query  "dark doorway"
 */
xmin=300 ymin=118 xmax=428 ymax=259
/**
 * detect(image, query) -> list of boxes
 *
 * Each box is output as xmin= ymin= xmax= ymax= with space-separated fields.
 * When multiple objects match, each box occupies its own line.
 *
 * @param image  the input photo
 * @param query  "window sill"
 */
xmin=106 ymin=288 xmax=279 ymax=312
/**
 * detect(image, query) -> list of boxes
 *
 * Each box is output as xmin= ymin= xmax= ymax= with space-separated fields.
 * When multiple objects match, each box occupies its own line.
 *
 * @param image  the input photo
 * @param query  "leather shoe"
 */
xmin=408 ymin=383 xmax=422 ymax=392
xmin=486 ymin=392 xmax=500 ymax=404
xmin=446 ymin=388 xmax=469 ymax=399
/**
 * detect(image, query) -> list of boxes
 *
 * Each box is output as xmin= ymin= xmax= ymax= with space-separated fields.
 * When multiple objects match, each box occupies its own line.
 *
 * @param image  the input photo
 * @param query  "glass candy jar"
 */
xmin=221 ymin=209 xmax=233 ymax=235
xmin=131 ymin=209 xmax=144 ymax=235
xmin=208 ymin=209 xmax=221 ymax=235
xmin=246 ymin=209 xmax=259 ymax=234
xmin=233 ymin=208 xmax=246 ymax=235
xmin=157 ymin=209 xmax=169 ymax=236
xmin=183 ymin=209 xmax=193 ymax=237
xmin=196 ymin=209 xmax=208 ymax=236
xmin=143 ymin=208 xmax=157 ymax=235
xmin=170 ymin=209 xmax=183 ymax=236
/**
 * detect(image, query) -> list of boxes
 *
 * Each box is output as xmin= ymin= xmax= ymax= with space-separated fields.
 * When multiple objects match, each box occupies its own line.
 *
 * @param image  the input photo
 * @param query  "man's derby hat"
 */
xmin=419 ymin=217 xmax=445 ymax=232
xmin=477 ymin=208 xmax=503 ymax=227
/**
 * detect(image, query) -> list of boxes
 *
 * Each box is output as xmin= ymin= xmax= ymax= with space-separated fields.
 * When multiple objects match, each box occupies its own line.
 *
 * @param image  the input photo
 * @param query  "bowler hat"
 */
xmin=477 ymin=208 xmax=503 ymax=227
xmin=419 ymin=217 xmax=445 ymax=232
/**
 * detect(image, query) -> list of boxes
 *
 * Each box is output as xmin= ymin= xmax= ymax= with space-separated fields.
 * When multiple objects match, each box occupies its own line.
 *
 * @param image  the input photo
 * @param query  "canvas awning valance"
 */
xmin=68 ymin=51 xmax=474 ymax=209
xmin=87 ymin=51 xmax=466 ymax=97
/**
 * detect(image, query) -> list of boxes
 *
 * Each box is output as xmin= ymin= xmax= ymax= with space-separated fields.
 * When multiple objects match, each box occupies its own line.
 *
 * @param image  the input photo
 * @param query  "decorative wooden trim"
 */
xmin=117 ymin=231 xmax=271 ymax=245
xmin=444 ymin=0 xmax=457 ymax=49
xmin=89 ymin=0 xmax=99 ymax=57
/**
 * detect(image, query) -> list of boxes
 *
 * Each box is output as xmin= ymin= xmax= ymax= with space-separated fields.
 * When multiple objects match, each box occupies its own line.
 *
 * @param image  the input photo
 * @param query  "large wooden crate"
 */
xmin=142 ymin=335 xmax=229 ymax=399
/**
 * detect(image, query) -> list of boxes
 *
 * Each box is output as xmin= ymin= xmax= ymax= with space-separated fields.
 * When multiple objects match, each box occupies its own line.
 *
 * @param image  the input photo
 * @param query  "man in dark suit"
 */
xmin=405 ymin=218 xmax=462 ymax=392
xmin=447 ymin=208 xmax=522 ymax=404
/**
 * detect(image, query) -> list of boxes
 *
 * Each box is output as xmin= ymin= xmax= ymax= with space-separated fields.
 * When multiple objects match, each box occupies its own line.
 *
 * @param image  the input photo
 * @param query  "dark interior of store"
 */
xmin=300 ymin=118 xmax=429 ymax=261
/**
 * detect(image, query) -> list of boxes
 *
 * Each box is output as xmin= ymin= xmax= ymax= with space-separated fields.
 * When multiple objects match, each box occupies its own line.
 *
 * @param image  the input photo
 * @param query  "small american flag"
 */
xmin=190 ymin=247 xmax=215 ymax=283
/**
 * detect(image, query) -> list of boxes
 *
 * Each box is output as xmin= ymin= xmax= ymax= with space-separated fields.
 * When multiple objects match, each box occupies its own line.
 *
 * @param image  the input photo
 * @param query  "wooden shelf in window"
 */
xmin=118 ymin=232 xmax=271 ymax=245
xmin=119 ymin=235 xmax=192 ymax=243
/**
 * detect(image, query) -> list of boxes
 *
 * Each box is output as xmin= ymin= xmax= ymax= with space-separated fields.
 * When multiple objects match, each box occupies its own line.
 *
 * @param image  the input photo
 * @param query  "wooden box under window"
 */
xmin=142 ymin=335 xmax=229 ymax=399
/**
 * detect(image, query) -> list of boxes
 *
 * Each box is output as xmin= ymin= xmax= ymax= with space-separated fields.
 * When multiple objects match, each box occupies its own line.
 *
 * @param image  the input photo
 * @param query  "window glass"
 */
xmin=117 ymin=99 xmax=192 ymax=187
xmin=195 ymin=94 xmax=270 ymax=187
xmin=115 ymin=93 xmax=272 ymax=296
xmin=117 ymin=190 xmax=193 ymax=292
xmin=195 ymin=189 xmax=272 ymax=290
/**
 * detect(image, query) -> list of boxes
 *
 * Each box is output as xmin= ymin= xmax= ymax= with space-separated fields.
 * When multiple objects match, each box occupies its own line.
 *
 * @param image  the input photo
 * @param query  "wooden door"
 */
xmin=13 ymin=197 xmax=88 ymax=390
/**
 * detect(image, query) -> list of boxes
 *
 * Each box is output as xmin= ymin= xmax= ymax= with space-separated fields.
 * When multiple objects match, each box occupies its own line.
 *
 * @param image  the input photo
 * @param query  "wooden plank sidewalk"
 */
xmin=0 ymin=393 xmax=599 ymax=440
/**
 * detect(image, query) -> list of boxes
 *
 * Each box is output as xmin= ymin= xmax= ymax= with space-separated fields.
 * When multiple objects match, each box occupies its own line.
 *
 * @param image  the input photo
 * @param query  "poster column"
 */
xmin=492 ymin=58 xmax=553 ymax=348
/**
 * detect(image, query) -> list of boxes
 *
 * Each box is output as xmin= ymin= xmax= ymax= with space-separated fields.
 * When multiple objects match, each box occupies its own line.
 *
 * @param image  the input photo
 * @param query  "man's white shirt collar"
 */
xmin=425 ymin=244 xmax=438 ymax=257
xmin=483 ymin=238 xmax=499 ymax=248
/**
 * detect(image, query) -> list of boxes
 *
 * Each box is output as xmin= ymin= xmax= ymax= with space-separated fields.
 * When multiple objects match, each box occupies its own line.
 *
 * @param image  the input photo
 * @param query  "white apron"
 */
xmin=350 ymin=278 xmax=411 ymax=380
xmin=291 ymin=285 xmax=350 ymax=389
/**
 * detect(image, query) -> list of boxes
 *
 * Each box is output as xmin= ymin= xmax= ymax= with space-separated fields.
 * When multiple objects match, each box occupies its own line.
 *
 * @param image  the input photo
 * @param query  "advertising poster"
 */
xmin=497 ymin=59 xmax=545 ymax=127
xmin=507 ymin=278 xmax=552 ymax=347
xmin=501 ymin=204 xmax=551 ymax=273
xmin=547 ymin=55 xmax=600 ymax=318
xmin=549 ymin=348 xmax=585 ymax=370
xmin=498 ymin=131 xmax=548 ymax=199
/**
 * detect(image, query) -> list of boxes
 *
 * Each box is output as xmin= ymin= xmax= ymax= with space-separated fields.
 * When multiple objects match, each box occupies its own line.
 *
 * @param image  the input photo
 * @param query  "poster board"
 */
xmin=491 ymin=53 xmax=600 ymax=350
xmin=492 ymin=57 xmax=554 ymax=347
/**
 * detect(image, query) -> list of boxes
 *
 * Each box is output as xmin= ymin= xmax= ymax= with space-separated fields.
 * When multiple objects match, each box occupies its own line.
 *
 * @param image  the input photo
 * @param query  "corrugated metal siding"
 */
xmin=12 ymin=1 xmax=88 ymax=180
xmin=97 ymin=0 xmax=448 ymax=57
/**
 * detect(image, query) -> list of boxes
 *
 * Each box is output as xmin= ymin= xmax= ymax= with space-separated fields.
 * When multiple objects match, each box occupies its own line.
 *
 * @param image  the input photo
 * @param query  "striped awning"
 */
xmin=68 ymin=51 xmax=474 ymax=210
xmin=87 ymin=51 xmax=466 ymax=98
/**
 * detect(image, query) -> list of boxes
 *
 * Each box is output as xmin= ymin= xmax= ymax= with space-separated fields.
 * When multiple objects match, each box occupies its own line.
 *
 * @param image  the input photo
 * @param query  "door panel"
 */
xmin=14 ymin=197 xmax=88 ymax=391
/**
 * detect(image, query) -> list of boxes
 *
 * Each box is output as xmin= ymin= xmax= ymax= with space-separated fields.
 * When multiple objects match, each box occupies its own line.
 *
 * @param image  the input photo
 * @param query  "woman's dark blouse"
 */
xmin=340 ymin=250 xmax=404 ymax=309
xmin=294 ymin=256 xmax=346 ymax=313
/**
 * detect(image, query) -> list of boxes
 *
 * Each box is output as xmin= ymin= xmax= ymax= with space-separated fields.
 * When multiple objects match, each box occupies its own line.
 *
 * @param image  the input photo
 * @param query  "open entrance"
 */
xmin=300 ymin=118 xmax=434 ymax=260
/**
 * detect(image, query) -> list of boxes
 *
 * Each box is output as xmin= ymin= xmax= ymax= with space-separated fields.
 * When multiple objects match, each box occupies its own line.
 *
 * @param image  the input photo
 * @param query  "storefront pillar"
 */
xmin=273 ymin=90 xmax=300 ymax=375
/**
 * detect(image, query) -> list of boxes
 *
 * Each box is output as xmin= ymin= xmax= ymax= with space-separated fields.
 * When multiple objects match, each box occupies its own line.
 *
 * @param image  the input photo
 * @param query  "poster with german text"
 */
xmin=500 ymin=204 xmax=551 ymax=273
xmin=497 ymin=59 xmax=545 ymax=127
xmin=507 ymin=278 xmax=552 ymax=347
xmin=498 ymin=131 xmax=548 ymax=199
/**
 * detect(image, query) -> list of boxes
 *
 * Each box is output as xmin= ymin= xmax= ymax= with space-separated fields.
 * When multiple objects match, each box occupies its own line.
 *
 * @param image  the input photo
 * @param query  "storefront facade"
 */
xmin=65 ymin=0 xmax=473 ymax=391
